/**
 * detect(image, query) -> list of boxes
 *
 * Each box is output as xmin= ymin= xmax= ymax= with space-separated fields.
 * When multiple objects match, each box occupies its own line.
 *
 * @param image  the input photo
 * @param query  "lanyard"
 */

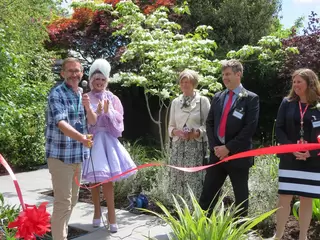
xmin=63 ymin=82 xmax=82 ymax=120
xmin=299 ymin=101 xmax=309 ymax=140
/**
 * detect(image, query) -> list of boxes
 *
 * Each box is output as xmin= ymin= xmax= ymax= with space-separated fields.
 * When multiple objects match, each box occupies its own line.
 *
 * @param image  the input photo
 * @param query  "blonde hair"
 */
xmin=178 ymin=69 xmax=199 ymax=88
xmin=287 ymin=68 xmax=320 ymax=105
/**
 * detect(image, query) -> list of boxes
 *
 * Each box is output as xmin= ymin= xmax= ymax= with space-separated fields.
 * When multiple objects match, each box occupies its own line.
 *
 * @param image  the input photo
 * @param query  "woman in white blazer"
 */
xmin=168 ymin=69 xmax=211 ymax=203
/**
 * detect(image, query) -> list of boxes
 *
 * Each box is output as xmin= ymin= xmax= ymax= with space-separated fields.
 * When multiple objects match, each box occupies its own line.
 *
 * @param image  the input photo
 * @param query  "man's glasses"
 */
xmin=65 ymin=69 xmax=82 ymax=74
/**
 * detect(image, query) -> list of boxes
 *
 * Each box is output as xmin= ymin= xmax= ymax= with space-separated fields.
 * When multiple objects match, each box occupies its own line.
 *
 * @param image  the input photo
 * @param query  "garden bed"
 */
xmin=255 ymin=216 xmax=320 ymax=239
xmin=41 ymin=189 xmax=320 ymax=239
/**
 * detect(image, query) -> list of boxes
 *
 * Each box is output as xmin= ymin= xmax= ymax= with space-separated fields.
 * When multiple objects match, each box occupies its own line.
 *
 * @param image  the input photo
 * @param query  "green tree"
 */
xmin=110 ymin=1 xmax=222 ymax=151
xmin=181 ymin=0 xmax=281 ymax=55
xmin=0 ymin=0 xmax=59 ymax=169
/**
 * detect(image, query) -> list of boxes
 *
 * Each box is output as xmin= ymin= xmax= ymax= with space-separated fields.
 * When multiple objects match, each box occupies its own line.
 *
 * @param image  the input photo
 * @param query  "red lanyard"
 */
xmin=299 ymin=101 xmax=309 ymax=140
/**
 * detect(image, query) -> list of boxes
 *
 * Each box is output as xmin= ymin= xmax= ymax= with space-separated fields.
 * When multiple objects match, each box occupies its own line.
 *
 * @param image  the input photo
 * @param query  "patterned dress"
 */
xmin=168 ymin=93 xmax=210 ymax=205
xmin=169 ymin=140 xmax=207 ymax=203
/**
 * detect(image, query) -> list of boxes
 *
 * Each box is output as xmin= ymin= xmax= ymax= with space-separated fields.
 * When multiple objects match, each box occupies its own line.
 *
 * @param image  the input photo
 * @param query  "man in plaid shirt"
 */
xmin=46 ymin=57 xmax=97 ymax=240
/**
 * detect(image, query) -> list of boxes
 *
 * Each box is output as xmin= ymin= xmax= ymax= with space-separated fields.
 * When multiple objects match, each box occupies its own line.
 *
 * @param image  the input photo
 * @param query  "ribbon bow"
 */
xmin=0 ymin=154 xmax=51 ymax=240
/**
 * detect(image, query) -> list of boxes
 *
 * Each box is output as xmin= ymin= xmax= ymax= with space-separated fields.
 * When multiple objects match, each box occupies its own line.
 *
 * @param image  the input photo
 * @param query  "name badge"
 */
xmin=232 ymin=110 xmax=243 ymax=119
xmin=312 ymin=120 xmax=320 ymax=128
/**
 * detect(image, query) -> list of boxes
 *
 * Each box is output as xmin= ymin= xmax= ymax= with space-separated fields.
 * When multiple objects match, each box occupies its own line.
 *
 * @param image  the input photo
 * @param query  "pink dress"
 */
xmin=82 ymin=90 xmax=137 ymax=183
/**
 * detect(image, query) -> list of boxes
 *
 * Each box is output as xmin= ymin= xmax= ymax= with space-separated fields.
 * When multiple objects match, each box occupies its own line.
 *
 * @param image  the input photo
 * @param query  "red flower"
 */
xmin=8 ymin=202 xmax=51 ymax=240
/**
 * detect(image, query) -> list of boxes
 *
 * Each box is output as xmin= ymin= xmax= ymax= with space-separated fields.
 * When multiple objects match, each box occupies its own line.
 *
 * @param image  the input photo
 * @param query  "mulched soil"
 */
xmin=0 ymin=224 xmax=87 ymax=240
xmin=256 ymin=216 xmax=320 ymax=239
xmin=35 ymin=226 xmax=88 ymax=240
xmin=282 ymin=216 xmax=320 ymax=240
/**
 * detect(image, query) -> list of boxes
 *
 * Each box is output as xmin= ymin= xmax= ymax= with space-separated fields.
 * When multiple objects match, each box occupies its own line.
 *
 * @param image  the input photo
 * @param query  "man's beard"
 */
xmin=66 ymin=77 xmax=81 ymax=84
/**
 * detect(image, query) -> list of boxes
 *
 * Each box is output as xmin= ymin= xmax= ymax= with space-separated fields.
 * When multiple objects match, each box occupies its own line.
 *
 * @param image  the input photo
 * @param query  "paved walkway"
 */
xmin=0 ymin=169 xmax=171 ymax=240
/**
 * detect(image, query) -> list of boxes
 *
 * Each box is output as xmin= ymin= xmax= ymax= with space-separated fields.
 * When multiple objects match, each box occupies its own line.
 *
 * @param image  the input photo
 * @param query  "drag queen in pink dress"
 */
xmin=82 ymin=59 xmax=137 ymax=232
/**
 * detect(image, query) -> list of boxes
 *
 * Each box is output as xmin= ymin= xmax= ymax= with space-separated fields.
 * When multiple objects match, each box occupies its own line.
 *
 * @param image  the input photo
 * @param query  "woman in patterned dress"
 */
xmin=275 ymin=68 xmax=320 ymax=240
xmin=168 ymin=69 xmax=210 ymax=203
xmin=82 ymin=59 xmax=137 ymax=232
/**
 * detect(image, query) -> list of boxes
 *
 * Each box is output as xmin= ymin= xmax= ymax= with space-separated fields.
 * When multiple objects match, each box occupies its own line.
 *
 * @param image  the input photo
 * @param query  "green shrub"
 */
xmin=144 ymin=187 xmax=277 ymax=240
xmin=114 ymin=140 xmax=163 ymax=204
xmin=0 ymin=80 xmax=52 ymax=169
xmin=222 ymin=155 xmax=279 ymax=230
xmin=0 ymin=193 xmax=20 ymax=239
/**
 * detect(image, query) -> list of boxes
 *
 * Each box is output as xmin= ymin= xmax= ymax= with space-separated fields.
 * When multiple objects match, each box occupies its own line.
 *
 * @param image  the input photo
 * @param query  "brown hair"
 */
xmin=61 ymin=57 xmax=83 ymax=71
xmin=221 ymin=59 xmax=243 ymax=76
xmin=287 ymin=68 xmax=320 ymax=105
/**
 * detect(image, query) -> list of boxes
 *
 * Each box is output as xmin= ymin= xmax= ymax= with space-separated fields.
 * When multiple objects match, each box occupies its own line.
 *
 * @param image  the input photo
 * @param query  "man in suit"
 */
xmin=199 ymin=59 xmax=259 ymax=217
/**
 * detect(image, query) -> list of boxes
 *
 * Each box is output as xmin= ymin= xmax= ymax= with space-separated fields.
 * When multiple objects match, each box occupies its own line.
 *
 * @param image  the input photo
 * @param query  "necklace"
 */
xmin=298 ymin=101 xmax=309 ymax=143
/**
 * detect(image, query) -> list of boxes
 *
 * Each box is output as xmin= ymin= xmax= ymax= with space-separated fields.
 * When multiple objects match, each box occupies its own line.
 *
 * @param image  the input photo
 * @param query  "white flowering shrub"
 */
xmin=110 ymin=1 xmax=223 ymax=150
xmin=226 ymin=36 xmax=298 ymax=64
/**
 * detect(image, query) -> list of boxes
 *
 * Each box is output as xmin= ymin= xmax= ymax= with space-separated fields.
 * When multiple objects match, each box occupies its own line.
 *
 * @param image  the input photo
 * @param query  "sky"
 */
xmin=61 ymin=0 xmax=320 ymax=29
xmin=280 ymin=0 xmax=320 ymax=28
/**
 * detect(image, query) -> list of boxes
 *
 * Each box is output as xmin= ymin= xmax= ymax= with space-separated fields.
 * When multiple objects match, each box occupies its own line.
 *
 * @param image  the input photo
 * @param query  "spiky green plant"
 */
xmin=144 ymin=186 xmax=277 ymax=240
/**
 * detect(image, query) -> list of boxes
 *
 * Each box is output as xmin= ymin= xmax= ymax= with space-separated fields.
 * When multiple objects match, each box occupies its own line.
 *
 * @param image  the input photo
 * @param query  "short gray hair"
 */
xmin=221 ymin=59 xmax=243 ymax=76
xmin=62 ymin=57 xmax=83 ymax=71
xmin=178 ymin=69 xmax=199 ymax=87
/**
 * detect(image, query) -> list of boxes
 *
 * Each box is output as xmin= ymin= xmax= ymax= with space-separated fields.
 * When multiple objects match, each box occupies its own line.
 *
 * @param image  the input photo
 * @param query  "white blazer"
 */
xmin=168 ymin=92 xmax=211 ymax=142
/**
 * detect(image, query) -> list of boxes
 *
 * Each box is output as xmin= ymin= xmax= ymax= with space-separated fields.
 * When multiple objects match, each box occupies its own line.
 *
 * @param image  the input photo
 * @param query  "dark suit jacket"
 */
xmin=206 ymin=88 xmax=260 ymax=168
xmin=276 ymin=98 xmax=320 ymax=169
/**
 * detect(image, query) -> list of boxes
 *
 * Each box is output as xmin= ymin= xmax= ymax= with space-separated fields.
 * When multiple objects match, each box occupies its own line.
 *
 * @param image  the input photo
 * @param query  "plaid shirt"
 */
xmin=45 ymin=82 xmax=89 ymax=164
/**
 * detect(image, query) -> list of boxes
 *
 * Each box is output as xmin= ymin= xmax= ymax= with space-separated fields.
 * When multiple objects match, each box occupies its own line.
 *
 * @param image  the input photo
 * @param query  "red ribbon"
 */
xmin=2 ymin=139 xmax=320 ymax=238
xmin=0 ymin=154 xmax=25 ymax=210
xmin=0 ymin=154 xmax=51 ymax=240
xmin=76 ymin=142 xmax=320 ymax=188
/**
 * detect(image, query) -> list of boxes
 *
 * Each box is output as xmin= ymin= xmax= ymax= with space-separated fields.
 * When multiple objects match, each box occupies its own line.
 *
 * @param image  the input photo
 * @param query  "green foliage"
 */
xmin=122 ymin=140 xmax=162 ymax=192
xmin=111 ymin=1 xmax=222 ymax=150
xmin=222 ymin=155 xmax=279 ymax=230
xmin=114 ymin=140 xmax=164 ymax=204
xmin=0 ymin=0 xmax=56 ymax=169
xmin=227 ymin=36 xmax=298 ymax=64
xmin=144 ymin=186 xmax=277 ymax=239
xmin=249 ymin=155 xmax=279 ymax=228
xmin=112 ymin=1 xmax=222 ymax=99
xmin=0 ymin=193 xmax=20 ymax=239
xmin=269 ymin=17 xmax=304 ymax=39
xmin=145 ymin=166 xmax=173 ymax=208
xmin=183 ymin=0 xmax=281 ymax=55
xmin=293 ymin=199 xmax=320 ymax=222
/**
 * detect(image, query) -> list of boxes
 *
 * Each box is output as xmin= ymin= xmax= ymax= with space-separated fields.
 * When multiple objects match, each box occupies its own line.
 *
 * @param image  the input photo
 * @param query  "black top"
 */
xmin=276 ymin=98 xmax=320 ymax=172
